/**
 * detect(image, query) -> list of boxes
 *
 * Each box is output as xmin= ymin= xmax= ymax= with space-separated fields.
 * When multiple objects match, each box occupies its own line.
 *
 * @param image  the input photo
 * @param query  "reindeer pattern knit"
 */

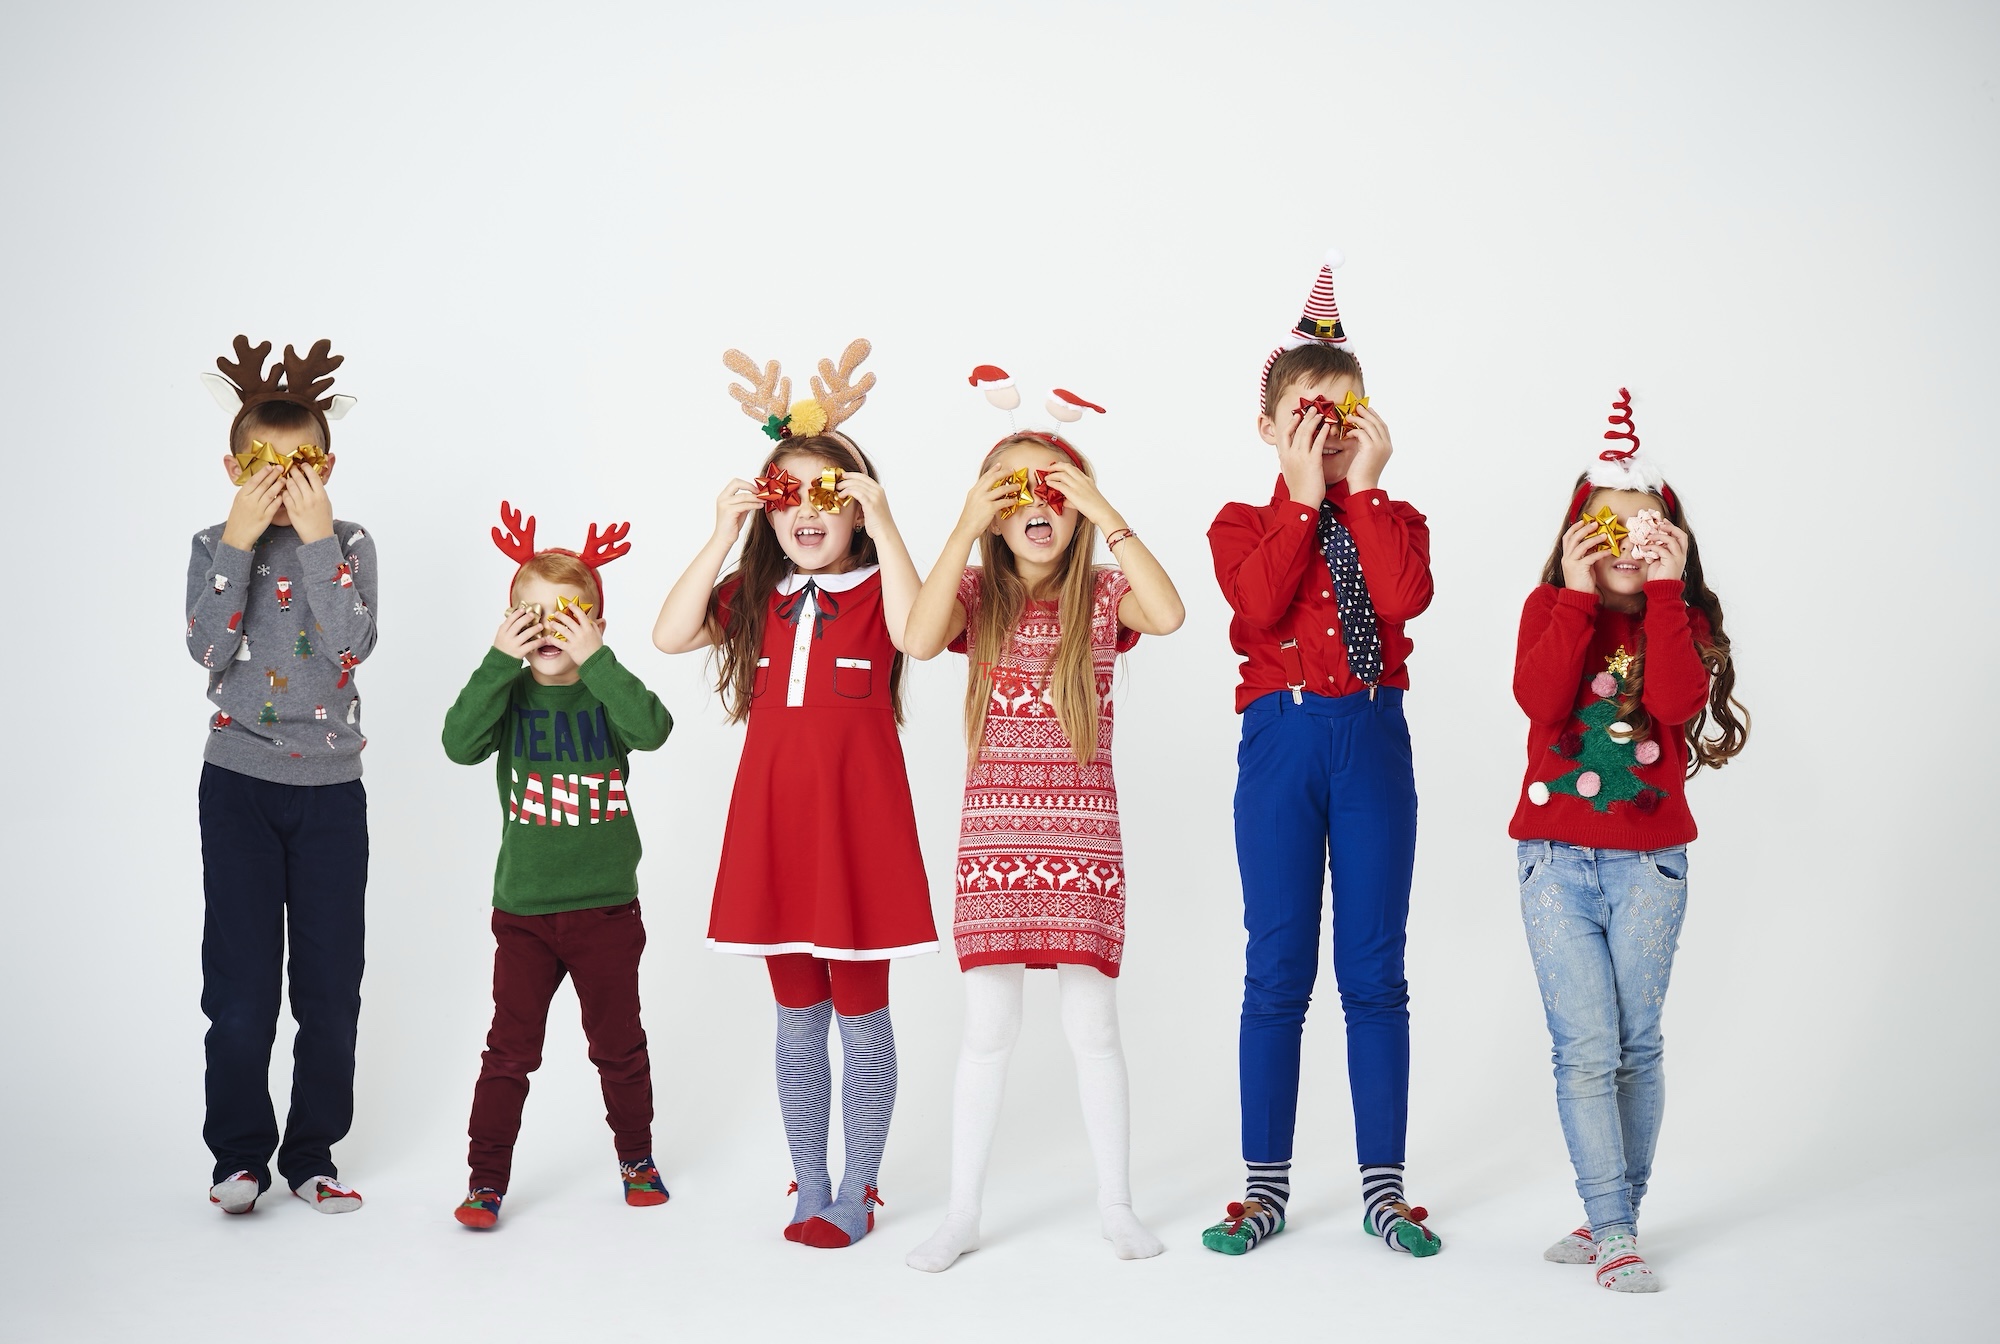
xmin=186 ymin=521 xmax=380 ymax=785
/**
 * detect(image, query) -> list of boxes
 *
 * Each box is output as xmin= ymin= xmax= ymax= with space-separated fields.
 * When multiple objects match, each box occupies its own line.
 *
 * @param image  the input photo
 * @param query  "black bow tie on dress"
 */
xmin=775 ymin=576 xmax=841 ymax=639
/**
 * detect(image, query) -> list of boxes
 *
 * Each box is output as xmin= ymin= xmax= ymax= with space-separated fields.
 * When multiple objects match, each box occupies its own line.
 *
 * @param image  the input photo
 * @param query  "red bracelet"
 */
xmin=1105 ymin=527 xmax=1138 ymax=548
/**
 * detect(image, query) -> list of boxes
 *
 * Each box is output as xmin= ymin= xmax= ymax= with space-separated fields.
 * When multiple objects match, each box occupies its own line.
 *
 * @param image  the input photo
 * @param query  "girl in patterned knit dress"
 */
xmin=652 ymin=341 xmax=934 ymax=1249
xmin=900 ymin=417 xmax=1186 ymax=1273
xmin=1511 ymin=391 xmax=1748 ymax=1292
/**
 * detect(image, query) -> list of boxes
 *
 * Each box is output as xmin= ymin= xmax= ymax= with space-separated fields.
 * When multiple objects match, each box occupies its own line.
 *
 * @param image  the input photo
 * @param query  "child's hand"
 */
xmin=494 ymin=605 xmax=543 ymax=659
xmin=221 ymin=466 xmax=287 ymax=550
xmin=1343 ymin=404 xmax=1394 ymax=493
xmin=552 ymin=603 xmax=605 ymax=663
xmin=1276 ymin=403 xmax=1331 ymax=509
xmin=836 ymin=471 xmax=890 ymax=531
xmin=1559 ymin=518 xmax=1607 ymax=593
xmin=1039 ymin=463 xmax=1118 ymax=529
xmin=714 ymin=478 xmax=765 ymax=542
xmin=955 ymin=471 xmax=1019 ymax=541
xmin=281 ymin=465 xmax=336 ymax=544
xmin=1644 ymin=518 xmax=1690 ymax=583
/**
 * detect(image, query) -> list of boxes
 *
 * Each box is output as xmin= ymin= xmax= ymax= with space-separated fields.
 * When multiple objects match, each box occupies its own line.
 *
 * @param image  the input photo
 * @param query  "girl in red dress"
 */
xmin=651 ymin=340 xmax=932 ymax=1249
xmin=898 ymin=394 xmax=1187 ymax=1273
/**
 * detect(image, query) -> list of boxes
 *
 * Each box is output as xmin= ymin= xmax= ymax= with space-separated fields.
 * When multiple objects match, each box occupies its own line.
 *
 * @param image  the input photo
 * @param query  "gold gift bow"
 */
xmin=232 ymin=439 xmax=327 ymax=486
xmin=516 ymin=595 xmax=595 ymax=642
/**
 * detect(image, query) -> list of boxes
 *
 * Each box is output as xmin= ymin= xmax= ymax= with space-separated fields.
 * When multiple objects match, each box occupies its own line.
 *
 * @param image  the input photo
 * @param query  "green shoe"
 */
xmin=1203 ymin=1201 xmax=1283 ymax=1255
xmin=1362 ymin=1207 xmax=1442 ymax=1257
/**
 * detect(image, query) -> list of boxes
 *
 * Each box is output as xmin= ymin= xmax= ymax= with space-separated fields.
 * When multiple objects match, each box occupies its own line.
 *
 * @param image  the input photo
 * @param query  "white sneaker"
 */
xmin=210 ymin=1171 xmax=261 ymax=1214
xmin=292 ymin=1175 xmax=363 ymax=1214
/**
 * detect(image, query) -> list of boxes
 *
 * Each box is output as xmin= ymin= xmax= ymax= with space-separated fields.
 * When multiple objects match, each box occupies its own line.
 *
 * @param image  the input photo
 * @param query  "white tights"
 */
xmin=905 ymin=964 xmax=1164 ymax=1271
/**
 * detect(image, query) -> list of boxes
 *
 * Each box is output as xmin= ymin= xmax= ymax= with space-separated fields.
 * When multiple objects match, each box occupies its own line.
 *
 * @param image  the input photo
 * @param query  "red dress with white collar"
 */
xmin=707 ymin=565 xmax=937 ymax=960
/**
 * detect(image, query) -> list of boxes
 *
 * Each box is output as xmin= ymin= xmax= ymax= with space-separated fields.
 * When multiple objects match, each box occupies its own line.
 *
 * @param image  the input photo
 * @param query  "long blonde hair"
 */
xmin=963 ymin=437 xmax=1103 ymax=769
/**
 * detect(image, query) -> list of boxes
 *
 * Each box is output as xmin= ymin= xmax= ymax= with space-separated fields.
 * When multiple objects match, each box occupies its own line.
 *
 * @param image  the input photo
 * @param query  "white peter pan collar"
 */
xmin=776 ymin=564 xmax=879 ymax=595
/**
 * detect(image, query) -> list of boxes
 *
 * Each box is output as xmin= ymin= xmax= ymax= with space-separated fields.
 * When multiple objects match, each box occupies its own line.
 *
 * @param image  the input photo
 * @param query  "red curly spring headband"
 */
xmin=1568 ymin=389 xmax=1679 ymax=521
xmin=491 ymin=500 xmax=632 ymax=614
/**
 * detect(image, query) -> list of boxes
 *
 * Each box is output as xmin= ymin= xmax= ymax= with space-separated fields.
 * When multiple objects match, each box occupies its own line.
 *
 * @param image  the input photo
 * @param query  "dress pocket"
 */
xmin=752 ymin=656 xmax=770 ymax=699
xmin=834 ymin=657 xmax=873 ymax=699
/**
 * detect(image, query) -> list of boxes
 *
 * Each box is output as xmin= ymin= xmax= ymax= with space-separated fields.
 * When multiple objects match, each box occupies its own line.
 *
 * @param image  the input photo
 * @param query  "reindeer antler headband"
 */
xmin=1567 ymin=388 xmax=1679 ymax=521
xmin=724 ymin=338 xmax=875 ymax=443
xmin=492 ymin=501 xmax=633 ymax=615
xmin=200 ymin=335 xmax=356 ymax=445
xmin=967 ymin=364 xmax=1104 ymax=467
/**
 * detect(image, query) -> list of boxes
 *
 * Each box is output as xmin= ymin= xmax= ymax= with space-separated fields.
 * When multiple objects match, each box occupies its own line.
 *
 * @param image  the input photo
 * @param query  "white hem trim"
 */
xmin=706 ymin=937 xmax=938 ymax=960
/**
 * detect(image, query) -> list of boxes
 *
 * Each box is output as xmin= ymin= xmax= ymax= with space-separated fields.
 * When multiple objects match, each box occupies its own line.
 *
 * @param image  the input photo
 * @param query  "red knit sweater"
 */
xmin=1508 ymin=581 xmax=1713 ymax=850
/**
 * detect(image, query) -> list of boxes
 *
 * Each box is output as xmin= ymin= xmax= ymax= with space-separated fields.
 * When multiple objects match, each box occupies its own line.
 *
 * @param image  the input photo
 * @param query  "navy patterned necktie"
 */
xmin=1317 ymin=500 xmax=1383 ymax=687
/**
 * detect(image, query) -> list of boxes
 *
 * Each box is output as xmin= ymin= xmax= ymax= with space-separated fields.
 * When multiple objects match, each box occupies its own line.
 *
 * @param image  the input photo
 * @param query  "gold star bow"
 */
xmin=232 ymin=439 xmax=327 ymax=486
xmin=807 ymin=467 xmax=848 ymax=513
xmin=1586 ymin=505 xmax=1630 ymax=557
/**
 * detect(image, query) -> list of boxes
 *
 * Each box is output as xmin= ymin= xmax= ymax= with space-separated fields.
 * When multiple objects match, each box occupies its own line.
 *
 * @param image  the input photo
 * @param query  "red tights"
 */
xmin=765 ymin=953 xmax=889 ymax=1016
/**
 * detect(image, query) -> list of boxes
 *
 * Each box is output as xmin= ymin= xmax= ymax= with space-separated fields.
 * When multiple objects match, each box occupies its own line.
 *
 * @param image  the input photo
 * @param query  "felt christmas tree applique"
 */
xmin=1526 ymin=649 xmax=1666 ymax=814
xmin=258 ymin=701 xmax=278 ymax=726
xmin=294 ymin=630 xmax=313 ymax=659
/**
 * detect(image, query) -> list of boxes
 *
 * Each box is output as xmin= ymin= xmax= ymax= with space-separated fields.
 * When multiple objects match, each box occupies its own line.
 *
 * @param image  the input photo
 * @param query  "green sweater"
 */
xmin=442 ymin=645 xmax=673 ymax=916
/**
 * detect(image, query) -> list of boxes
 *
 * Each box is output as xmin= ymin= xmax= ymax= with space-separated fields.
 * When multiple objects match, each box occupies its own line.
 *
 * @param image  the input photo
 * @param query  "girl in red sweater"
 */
xmin=1511 ymin=391 xmax=1748 ymax=1293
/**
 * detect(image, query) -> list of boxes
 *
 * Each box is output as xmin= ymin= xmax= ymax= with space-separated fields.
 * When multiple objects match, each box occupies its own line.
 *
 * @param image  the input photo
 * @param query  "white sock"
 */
xmin=292 ymin=1175 xmax=363 ymax=1214
xmin=1544 ymin=1225 xmax=1596 ymax=1263
xmin=209 ymin=1171 xmax=259 ymax=1215
xmin=1594 ymin=1232 xmax=1660 ymax=1292
xmin=906 ymin=965 xmax=1021 ymax=1273
xmin=1057 ymin=966 xmax=1163 ymax=1261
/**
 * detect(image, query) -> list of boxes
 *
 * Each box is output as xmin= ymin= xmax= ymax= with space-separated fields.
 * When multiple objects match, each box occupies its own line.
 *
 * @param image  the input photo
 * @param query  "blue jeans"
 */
xmin=1517 ymin=839 xmax=1688 ymax=1238
xmin=1235 ymin=688 xmax=1418 ymax=1165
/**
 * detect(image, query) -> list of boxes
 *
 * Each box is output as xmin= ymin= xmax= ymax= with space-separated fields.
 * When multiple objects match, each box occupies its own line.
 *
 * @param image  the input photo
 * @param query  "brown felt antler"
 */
xmin=492 ymin=501 xmax=538 ymax=565
xmin=581 ymin=522 xmax=632 ymax=569
xmin=279 ymin=339 xmax=345 ymax=411
xmin=215 ymin=336 xmax=283 ymax=400
xmin=810 ymin=338 xmax=875 ymax=432
xmin=723 ymin=349 xmax=791 ymax=425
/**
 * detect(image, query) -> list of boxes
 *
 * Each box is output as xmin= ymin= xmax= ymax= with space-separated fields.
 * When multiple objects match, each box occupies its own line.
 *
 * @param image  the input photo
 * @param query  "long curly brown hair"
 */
xmin=1540 ymin=476 xmax=1749 ymax=775
xmin=707 ymin=433 xmax=905 ymax=725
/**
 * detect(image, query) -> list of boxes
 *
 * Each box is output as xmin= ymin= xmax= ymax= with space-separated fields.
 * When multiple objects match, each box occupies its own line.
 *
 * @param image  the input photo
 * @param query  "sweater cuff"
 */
xmin=1554 ymin=587 xmax=1600 ymax=612
xmin=481 ymin=645 xmax=524 ymax=675
xmin=1643 ymin=578 xmax=1687 ymax=602
xmin=211 ymin=541 xmax=256 ymax=584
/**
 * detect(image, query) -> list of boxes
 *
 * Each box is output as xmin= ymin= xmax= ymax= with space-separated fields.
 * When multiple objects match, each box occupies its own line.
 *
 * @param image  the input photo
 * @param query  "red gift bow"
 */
xmin=1033 ymin=469 xmax=1066 ymax=516
xmin=754 ymin=466 xmax=802 ymax=511
xmin=1295 ymin=393 xmax=1361 ymax=430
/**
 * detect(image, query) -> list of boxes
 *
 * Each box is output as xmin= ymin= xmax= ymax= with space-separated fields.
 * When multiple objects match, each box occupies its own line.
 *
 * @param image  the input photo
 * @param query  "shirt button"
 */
xmin=1327 ymin=628 xmax=1336 ymax=637
xmin=1321 ymin=590 xmax=1330 ymax=598
xmin=1300 ymin=513 xmax=1310 ymax=522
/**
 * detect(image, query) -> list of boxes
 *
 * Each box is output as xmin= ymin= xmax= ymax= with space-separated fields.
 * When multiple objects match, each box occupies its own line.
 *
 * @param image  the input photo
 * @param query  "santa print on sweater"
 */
xmin=1508 ymin=580 xmax=1712 ymax=850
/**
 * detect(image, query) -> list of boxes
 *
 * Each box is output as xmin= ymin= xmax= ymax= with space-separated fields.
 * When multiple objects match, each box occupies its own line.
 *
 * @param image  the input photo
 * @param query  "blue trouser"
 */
xmin=1517 ymin=840 xmax=1688 ymax=1238
xmin=198 ymin=763 xmax=368 ymax=1190
xmin=1234 ymin=688 xmax=1417 ymax=1165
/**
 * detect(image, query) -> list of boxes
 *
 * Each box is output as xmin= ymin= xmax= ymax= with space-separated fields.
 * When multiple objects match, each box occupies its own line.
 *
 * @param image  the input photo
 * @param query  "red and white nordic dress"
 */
xmin=708 ymin=566 xmax=937 ymax=959
xmin=948 ymin=566 xmax=1140 ymax=977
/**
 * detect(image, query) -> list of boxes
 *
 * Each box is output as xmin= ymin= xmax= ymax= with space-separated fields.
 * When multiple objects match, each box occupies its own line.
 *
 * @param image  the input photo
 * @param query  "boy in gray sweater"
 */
xmin=184 ymin=337 xmax=378 ymax=1215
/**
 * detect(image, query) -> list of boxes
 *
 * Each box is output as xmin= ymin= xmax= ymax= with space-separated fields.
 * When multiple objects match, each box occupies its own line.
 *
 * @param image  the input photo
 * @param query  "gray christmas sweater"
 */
xmin=185 ymin=519 xmax=380 ymax=784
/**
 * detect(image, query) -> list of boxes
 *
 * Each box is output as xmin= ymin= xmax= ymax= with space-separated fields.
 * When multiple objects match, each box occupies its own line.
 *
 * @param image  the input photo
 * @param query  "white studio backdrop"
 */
xmin=1 ymin=2 xmax=1993 ymax=1341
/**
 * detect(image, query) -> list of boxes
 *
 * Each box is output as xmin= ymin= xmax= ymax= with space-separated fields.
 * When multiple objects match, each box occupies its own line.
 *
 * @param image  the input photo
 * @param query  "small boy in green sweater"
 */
xmin=442 ymin=504 xmax=673 ymax=1229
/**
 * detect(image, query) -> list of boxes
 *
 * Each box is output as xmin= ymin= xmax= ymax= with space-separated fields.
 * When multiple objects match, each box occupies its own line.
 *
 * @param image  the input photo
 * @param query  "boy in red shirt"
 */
xmin=1202 ymin=252 xmax=1441 ymax=1258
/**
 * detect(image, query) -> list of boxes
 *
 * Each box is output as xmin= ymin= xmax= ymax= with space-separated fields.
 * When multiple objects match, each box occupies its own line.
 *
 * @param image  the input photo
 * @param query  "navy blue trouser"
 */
xmin=198 ymin=763 xmax=368 ymax=1190
xmin=1235 ymin=688 xmax=1417 ymax=1165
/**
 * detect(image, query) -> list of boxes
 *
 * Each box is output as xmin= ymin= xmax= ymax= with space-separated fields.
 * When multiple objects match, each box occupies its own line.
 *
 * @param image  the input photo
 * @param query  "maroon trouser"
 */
xmin=467 ymin=899 xmax=653 ymax=1193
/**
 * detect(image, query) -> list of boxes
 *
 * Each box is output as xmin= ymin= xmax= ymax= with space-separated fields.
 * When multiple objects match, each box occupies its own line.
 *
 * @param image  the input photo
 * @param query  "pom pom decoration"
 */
xmin=1633 ymin=790 xmax=1661 ymax=814
xmin=1557 ymin=730 xmax=1584 ymax=758
xmin=1528 ymin=781 xmax=1551 ymax=806
xmin=1607 ymin=720 xmax=1636 ymax=744
xmin=788 ymin=398 xmax=829 ymax=438
xmin=808 ymin=467 xmax=847 ymax=513
xmin=1576 ymin=771 xmax=1602 ymax=799
xmin=1590 ymin=672 xmax=1620 ymax=699
xmin=1634 ymin=739 xmax=1662 ymax=766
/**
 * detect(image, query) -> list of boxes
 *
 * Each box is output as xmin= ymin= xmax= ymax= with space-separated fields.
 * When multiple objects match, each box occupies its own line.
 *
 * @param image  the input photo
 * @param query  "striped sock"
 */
xmin=1593 ymin=1232 xmax=1660 ymax=1292
xmin=1361 ymin=1163 xmax=1442 ymax=1256
xmin=799 ymin=1006 xmax=897 ymax=1248
xmin=1544 ymin=1225 xmax=1596 ymax=1263
xmin=775 ymin=1000 xmax=834 ymax=1236
xmin=1201 ymin=1161 xmax=1290 ymax=1255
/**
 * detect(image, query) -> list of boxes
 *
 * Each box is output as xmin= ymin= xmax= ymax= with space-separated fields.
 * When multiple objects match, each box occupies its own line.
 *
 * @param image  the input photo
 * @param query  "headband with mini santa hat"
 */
xmin=1566 ymin=389 xmax=1679 ymax=521
xmin=1259 ymin=247 xmax=1357 ymax=410
xmin=968 ymin=364 xmax=1104 ymax=465
xmin=491 ymin=501 xmax=632 ymax=615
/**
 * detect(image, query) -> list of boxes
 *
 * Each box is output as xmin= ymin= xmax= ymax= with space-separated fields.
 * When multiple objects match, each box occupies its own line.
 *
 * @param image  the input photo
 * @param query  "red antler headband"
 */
xmin=492 ymin=501 xmax=632 ymax=614
xmin=1567 ymin=388 xmax=1679 ymax=520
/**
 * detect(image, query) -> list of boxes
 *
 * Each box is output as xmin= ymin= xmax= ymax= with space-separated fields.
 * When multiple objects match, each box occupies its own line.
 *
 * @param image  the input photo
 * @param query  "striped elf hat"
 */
xmin=1259 ymin=247 xmax=1354 ymax=409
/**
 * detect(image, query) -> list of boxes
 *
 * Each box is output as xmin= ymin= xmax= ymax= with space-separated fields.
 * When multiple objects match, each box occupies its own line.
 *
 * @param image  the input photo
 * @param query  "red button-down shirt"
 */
xmin=1208 ymin=476 xmax=1434 ymax=713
